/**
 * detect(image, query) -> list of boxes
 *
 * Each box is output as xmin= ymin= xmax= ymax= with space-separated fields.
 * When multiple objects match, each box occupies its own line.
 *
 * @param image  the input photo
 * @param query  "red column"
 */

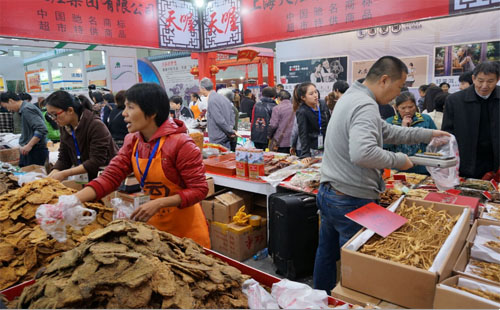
xmin=257 ymin=60 xmax=263 ymax=85
xmin=191 ymin=52 xmax=217 ymax=85
xmin=267 ymin=56 xmax=275 ymax=87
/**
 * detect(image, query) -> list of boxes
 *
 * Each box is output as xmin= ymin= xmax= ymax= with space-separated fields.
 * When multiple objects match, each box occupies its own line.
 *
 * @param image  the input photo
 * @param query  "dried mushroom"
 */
xmin=0 ymin=178 xmax=113 ymax=290
xmin=17 ymin=220 xmax=249 ymax=309
xmin=359 ymin=201 xmax=459 ymax=269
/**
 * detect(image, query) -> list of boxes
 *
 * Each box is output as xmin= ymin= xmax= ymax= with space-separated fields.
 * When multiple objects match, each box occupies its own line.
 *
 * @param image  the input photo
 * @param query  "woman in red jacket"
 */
xmin=70 ymin=83 xmax=210 ymax=248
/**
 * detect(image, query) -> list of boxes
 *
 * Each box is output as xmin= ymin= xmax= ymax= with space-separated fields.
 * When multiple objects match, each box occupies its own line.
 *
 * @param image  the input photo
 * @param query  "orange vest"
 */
xmin=191 ymin=104 xmax=201 ymax=120
xmin=132 ymin=136 xmax=210 ymax=248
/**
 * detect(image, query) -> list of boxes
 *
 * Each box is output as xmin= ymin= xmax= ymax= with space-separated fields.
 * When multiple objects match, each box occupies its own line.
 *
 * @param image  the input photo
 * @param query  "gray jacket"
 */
xmin=320 ymin=81 xmax=433 ymax=199
xmin=19 ymin=102 xmax=47 ymax=149
xmin=207 ymin=91 xmax=235 ymax=145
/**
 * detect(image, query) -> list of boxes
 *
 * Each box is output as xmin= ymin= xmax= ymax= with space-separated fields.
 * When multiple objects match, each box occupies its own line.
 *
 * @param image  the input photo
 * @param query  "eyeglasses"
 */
xmin=47 ymin=110 xmax=65 ymax=120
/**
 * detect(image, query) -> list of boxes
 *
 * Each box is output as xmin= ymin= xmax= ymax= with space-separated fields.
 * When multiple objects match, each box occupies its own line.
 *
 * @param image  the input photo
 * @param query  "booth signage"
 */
xmin=157 ymin=0 xmax=201 ymax=50
xmin=202 ymin=0 xmax=243 ymax=50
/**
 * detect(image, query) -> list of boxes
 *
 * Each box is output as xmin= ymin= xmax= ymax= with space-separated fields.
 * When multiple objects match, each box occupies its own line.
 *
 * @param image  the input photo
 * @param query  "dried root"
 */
xmin=470 ymin=259 xmax=500 ymax=282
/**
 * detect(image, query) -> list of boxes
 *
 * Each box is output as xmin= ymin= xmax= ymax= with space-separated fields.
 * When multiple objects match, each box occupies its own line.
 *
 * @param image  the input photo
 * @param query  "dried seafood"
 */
xmin=0 ymin=178 xmax=112 ymax=291
xmin=359 ymin=201 xmax=459 ymax=269
xmin=470 ymin=259 xmax=500 ymax=282
xmin=454 ymin=285 xmax=500 ymax=303
xmin=0 ymin=172 xmax=19 ymax=195
xmin=17 ymin=220 xmax=249 ymax=309
xmin=389 ymin=172 xmax=427 ymax=185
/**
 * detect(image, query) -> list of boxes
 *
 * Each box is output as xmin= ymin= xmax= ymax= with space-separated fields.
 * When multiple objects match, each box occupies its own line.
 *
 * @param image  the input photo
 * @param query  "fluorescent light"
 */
xmin=195 ymin=0 xmax=205 ymax=7
xmin=240 ymin=76 xmax=244 ymax=80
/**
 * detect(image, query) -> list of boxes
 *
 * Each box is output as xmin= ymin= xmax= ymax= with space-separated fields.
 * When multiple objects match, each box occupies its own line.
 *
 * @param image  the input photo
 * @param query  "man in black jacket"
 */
xmin=251 ymin=87 xmax=277 ymax=150
xmin=240 ymin=89 xmax=255 ymax=117
xmin=442 ymin=61 xmax=499 ymax=179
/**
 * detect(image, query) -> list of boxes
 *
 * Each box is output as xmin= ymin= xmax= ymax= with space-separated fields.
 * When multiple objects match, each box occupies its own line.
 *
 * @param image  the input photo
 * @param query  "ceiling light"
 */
xmin=240 ymin=76 xmax=244 ymax=80
xmin=195 ymin=0 xmax=205 ymax=7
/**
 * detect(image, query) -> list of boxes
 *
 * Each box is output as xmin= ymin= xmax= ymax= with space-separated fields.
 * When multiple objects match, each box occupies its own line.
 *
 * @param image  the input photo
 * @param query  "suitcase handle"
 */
xmin=301 ymin=196 xmax=315 ymax=203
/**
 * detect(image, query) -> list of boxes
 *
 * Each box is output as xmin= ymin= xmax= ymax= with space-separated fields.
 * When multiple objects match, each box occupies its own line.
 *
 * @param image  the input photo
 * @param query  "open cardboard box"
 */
xmin=331 ymin=283 xmax=381 ymax=307
xmin=341 ymin=198 xmax=470 ymax=309
xmin=434 ymin=275 xmax=500 ymax=309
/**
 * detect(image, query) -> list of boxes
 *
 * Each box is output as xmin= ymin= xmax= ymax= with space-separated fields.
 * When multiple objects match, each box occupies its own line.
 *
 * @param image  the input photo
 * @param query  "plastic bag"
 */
xmin=18 ymin=172 xmax=46 ymax=186
xmin=271 ymin=279 xmax=329 ymax=309
xmin=35 ymin=195 xmax=96 ymax=242
xmin=242 ymin=279 xmax=279 ymax=309
xmin=110 ymin=198 xmax=136 ymax=220
xmin=425 ymin=135 xmax=460 ymax=191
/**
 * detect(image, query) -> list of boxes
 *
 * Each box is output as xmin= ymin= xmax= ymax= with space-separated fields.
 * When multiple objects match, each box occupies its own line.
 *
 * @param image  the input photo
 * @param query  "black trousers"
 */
xmin=19 ymin=147 xmax=48 ymax=167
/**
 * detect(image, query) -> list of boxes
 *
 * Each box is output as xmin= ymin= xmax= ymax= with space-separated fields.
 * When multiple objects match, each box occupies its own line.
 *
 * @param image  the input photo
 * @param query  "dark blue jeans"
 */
xmin=19 ymin=147 xmax=48 ymax=167
xmin=313 ymin=183 xmax=376 ymax=294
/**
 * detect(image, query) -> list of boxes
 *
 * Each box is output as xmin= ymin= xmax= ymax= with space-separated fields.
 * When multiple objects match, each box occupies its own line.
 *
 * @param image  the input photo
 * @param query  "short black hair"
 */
xmin=262 ymin=87 xmax=277 ymax=98
xmin=276 ymin=84 xmax=284 ymax=88
xmin=115 ymin=90 xmax=126 ymax=109
xmin=473 ymin=61 xmax=500 ymax=79
xmin=278 ymin=90 xmax=291 ymax=100
xmin=395 ymin=91 xmax=416 ymax=107
xmin=439 ymin=82 xmax=450 ymax=88
xmin=91 ymin=91 xmax=103 ymax=103
xmin=19 ymin=92 xmax=32 ymax=102
xmin=170 ymin=95 xmax=183 ymax=105
xmin=433 ymin=92 xmax=448 ymax=113
xmin=458 ymin=71 xmax=473 ymax=84
xmin=365 ymin=56 xmax=408 ymax=82
xmin=191 ymin=92 xmax=200 ymax=100
xmin=125 ymin=83 xmax=169 ymax=127
xmin=103 ymin=93 xmax=114 ymax=103
xmin=45 ymin=91 xmax=92 ymax=117
xmin=333 ymin=80 xmax=349 ymax=93
xmin=0 ymin=91 xmax=20 ymax=103
xmin=418 ymin=84 xmax=429 ymax=92
xmin=243 ymin=89 xmax=252 ymax=96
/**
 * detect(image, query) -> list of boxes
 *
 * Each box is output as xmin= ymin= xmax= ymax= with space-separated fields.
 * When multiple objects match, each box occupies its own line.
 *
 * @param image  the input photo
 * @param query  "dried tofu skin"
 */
xmin=18 ymin=220 xmax=249 ymax=309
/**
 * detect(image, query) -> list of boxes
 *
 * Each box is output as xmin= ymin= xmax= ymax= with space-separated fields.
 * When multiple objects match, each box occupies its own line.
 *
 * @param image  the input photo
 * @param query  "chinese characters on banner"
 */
xmin=0 ymin=0 xmax=158 ymax=48
xmin=241 ymin=0 xmax=450 ymax=44
xmin=203 ymin=0 xmax=243 ymax=50
xmin=157 ymin=0 xmax=201 ymax=50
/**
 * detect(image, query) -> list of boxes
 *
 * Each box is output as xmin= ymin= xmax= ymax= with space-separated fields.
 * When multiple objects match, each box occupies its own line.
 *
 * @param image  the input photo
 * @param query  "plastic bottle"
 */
xmin=253 ymin=248 xmax=268 ymax=260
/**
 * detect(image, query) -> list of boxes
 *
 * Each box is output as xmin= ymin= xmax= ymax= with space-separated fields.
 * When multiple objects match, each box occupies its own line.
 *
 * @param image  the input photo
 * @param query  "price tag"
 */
xmin=483 ymin=191 xmax=493 ymax=201
xmin=345 ymin=202 xmax=408 ymax=238
xmin=393 ymin=174 xmax=407 ymax=181
xmin=446 ymin=189 xmax=461 ymax=196
xmin=491 ymin=179 xmax=499 ymax=192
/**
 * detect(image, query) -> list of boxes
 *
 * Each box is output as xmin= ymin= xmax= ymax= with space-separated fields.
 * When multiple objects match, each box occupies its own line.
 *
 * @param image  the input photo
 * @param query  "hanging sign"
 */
xmin=237 ymin=49 xmax=259 ymax=61
xmin=157 ymin=0 xmax=201 ymax=50
xmin=202 ymin=0 xmax=243 ymax=50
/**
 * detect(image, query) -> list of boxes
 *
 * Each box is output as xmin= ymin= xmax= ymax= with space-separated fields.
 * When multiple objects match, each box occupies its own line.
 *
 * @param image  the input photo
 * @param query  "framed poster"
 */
xmin=108 ymin=56 xmax=138 ymax=92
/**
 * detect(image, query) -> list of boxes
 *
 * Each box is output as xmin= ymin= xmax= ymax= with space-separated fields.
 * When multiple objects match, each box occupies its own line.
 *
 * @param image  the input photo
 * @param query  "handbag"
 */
xmin=269 ymin=109 xmax=295 ymax=152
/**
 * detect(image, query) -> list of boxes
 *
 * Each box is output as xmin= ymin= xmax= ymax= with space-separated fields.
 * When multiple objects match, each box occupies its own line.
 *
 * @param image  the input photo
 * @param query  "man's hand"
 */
xmin=290 ymin=147 xmax=296 ymax=156
xmin=131 ymin=200 xmax=162 ymax=222
xmin=401 ymin=116 xmax=412 ymax=127
xmin=48 ymin=169 xmax=67 ymax=181
xmin=432 ymin=130 xmax=451 ymax=138
xmin=401 ymin=155 xmax=414 ymax=170
xmin=20 ymin=144 xmax=32 ymax=156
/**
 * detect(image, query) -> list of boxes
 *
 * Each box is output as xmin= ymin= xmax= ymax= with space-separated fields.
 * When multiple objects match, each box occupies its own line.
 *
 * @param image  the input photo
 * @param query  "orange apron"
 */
xmin=191 ymin=104 xmax=201 ymax=120
xmin=132 ymin=136 xmax=210 ymax=248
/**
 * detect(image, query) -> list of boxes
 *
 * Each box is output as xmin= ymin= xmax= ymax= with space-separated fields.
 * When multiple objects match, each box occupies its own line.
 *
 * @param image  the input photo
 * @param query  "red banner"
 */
xmin=241 ymin=0 xmax=450 ymax=44
xmin=0 ymin=0 xmax=158 ymax=48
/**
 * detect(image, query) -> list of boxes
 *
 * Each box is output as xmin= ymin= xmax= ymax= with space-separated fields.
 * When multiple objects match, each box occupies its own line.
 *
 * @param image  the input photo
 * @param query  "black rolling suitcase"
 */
xmin=268 ymin=192 xmax=319 ymax=279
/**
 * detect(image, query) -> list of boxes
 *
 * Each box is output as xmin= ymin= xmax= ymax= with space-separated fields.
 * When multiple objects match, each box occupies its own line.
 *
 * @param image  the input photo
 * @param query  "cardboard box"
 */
xmin=115 ymin=191 xmax=150 ymax=208
xmin=201 ymin=196 xmax=217 ymax=222
xmin=434 ymin=275 xmax=500 ymax=309
xmin=331 ymin=283 xmax=381 ymax=307
xmin=101 ymin=191 xmax=118 ymax=209
xmin=206 ymin=176 xmax=215 ymax=198
xmin=62 ymin=180 xmax=84 ymax=191
xmin=210 ymin=220 xmax=267 ymax=261
xmin=213 ymin=191 xmax=246 ymax=224
xmin=466 ymin=218 xmax=500 ymax=244
xmin=425 ymin=192 xmax=480 ymax=220
xmin=0 ymin=148 xmax=19 ymax=164
xmin=341 ymin=198 xmax=470 ymax=309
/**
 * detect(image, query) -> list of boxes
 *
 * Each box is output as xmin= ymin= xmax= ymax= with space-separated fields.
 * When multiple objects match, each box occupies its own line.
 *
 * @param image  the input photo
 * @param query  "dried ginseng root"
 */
xmin=470 ymin=259 xmax=500 ymax=282
xmin=454 ymin=285 xmax=500 ymax=303
xmin=0 ymin=178 xmax=113 ymax=291
xmin=17 ymin=220 xmax=249 ymax=309
xmin=359 ymin=201 xmax=459 ymax=269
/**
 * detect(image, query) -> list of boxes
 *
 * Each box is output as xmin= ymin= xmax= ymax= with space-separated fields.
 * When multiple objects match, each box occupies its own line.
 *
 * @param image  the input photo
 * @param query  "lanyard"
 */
xmin=310 ymin=106 xmax=321 ymax=131
xmin=135 ymin=139 xmax=160 ymax=189
xmin=71 ymin=129 xmax=82 ymax=164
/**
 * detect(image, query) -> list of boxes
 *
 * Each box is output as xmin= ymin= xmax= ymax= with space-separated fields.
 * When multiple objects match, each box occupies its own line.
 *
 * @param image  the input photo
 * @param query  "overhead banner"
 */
xmin=157 ymin=0 xmax=201 ymax=50
xmin=202 ymin=0 xmax=243 ymax=50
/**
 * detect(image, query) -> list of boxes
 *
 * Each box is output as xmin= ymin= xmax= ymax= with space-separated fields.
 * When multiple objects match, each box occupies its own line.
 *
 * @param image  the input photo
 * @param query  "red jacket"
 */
xmin=87 ymin=118 xmax=208 ymax=208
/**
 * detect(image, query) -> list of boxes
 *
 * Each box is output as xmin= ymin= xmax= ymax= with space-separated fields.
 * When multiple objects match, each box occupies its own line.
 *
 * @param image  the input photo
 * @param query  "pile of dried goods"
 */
xmin=17 ymin=220 xmax=249 ymax=309
xmin=359 ymin=201 xmax=459 ymax=269
xmin=454 ymin=285 xmax=500 ymax=303
xmin=0 ymin=172 xmax=19 ymax=195
xmin=470 ymin=259 xmax=500 ymax=282
xmin=389 ymin=172 xmax=427 ymax=185
xmin=0 ymin=178 xmax=112 ymax=290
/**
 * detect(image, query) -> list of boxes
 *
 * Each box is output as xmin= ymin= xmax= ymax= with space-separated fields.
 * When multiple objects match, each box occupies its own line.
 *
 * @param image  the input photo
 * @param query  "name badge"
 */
xmin=317 ymin=134 xmax=324 ymax=149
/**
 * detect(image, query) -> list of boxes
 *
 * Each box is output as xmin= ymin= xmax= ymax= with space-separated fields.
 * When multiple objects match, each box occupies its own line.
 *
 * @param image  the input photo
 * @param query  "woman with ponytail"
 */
xmin=45 ymin=91 xmax=118 ymax=182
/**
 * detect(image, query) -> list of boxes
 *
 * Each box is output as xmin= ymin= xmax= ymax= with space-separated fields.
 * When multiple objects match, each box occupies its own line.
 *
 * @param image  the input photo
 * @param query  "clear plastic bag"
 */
xmin=425 ymin=135 xmax=460 ymax=191
xmin=271 ymin=279 xmax=329 ymax=309
xmin=18 ymin=172 xmax=46 ymax=186
xmin=242 ymin=279 xmax=279 ymax=309
xmin=110 ymin=198 xmax=136 ymax=220
xmin=35 ymin=195 xmax=96 ymax=242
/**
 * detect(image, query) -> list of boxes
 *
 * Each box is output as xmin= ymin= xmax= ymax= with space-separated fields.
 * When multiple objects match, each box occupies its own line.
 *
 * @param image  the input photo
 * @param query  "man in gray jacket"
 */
xmin=199 ymin=78 xmax=235 ymax=149
xmin=313 ymin=56 xmax=450 ymax=293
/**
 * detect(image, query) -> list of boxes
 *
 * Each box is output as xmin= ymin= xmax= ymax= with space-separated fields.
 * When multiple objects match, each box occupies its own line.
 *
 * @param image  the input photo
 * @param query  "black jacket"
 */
xmin=107 ymin=107 xmax=128 ymax=141
xmin=296 ymin=101 xmax=330 ymax=158
xmin=251 ymin=97 xmax=276 ymax=144
xmin=442 ymin=85 xmax=499 ymax=178
xmin=180 ymin=106 xmax=194 ymax=118
xmin=240 ymin=96 xmax=255 ymax=117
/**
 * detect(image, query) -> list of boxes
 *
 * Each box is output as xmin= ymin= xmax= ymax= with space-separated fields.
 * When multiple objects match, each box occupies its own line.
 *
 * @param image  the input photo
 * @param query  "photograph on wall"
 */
xmin=280 ymin=56 xmax=348 ymax=85
xmin=109 ymin=56 xmax=138 ymax=92
xmin=353 ymin=56 xmax=428 ymax=87
xmin=434 ymin=40 xmax=500 ymax=76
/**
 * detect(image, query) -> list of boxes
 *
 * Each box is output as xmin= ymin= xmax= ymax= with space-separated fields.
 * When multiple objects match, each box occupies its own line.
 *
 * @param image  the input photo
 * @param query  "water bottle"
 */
xmin=253 ymin=248 xmax=268 ymax=260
